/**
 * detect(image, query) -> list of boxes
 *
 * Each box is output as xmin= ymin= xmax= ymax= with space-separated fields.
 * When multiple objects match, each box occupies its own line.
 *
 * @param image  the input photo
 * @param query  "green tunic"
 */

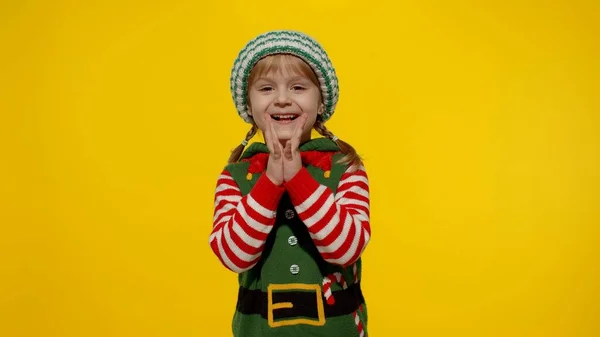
xmin=224 ymin=138 xmax=368 ymax=337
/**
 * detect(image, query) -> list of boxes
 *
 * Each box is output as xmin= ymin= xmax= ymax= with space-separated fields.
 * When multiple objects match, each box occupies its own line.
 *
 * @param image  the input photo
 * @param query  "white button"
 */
xmin=285 ymin=209 xmax=295 ymax=219
xmin=290 ymin=264 xmax=300 ymax=275
xmin=288 ymin=236 xmax=298 ymax=246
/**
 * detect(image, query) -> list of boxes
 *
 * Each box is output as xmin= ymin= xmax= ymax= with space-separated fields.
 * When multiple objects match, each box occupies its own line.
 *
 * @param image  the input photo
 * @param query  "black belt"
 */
xmin=236 ymin=282 xmax=364 ymax=322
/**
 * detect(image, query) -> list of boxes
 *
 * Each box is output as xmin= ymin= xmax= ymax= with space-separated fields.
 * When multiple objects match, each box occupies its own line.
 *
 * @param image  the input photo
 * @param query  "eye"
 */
xmin=258 ymin=86 xmax=273 ymax=92
xmin=292 ymin=85 xmax=306 ymax=91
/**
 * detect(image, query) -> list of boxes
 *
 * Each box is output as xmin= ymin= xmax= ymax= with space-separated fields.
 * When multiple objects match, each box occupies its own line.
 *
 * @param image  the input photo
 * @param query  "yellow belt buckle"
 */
xmin=267 ymin=283 xmax=326 ymax=327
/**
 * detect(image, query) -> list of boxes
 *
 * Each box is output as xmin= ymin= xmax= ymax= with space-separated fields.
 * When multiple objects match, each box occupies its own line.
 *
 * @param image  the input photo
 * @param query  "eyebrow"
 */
xmin=288 ymin=76 xmax=311 ymax=81
xmin=255 ymin=75 xmax=311 ymax=82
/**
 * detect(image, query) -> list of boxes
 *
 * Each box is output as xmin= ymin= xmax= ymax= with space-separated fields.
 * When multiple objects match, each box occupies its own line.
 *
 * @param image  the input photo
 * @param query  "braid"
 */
xmin=314 ymin=120 xmax=336 ymax=139
xmin=227 ymin=124 xmax=258 ymax=163
xmin=313 ymin=120 xmax=363 ymax=170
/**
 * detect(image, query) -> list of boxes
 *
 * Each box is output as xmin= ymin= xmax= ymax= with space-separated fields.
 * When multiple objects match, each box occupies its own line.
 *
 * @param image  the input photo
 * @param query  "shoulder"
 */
xmin=224 ymin=160 xmax=248 ymax=174
xmin=342 ymin=163 xmax=367 ymax=175
xmin=219 ymin=153 xmax=269 ymax=194
xmin=214 ymin=169 xmax=238 ymax=192
xmin=338 ymin=164 xmax=369 ymax=189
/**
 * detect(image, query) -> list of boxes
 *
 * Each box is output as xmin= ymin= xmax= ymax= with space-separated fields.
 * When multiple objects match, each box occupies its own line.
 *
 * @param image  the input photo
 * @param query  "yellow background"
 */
xmin=1 ymin=0 xmax=599 ymax=336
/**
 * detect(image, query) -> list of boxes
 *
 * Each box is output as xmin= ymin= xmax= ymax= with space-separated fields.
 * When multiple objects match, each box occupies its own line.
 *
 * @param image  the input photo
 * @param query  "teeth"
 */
xmin=271 ymin=114 xmax=299 ymax=121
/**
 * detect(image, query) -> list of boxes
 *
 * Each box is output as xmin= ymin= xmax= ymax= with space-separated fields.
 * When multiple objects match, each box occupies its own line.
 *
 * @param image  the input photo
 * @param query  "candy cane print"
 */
xmin=352 ymin=263 xmax=365 ymax=313
xmin=322 ymin=275 xmax=335 ymax=305
xmin=322 ymin=272 xmax=363 ymax=336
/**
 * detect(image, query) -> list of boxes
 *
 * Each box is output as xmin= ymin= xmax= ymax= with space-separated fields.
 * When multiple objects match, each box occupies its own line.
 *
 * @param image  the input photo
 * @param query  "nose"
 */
xmin=274 ymin=89 xmax=292 ymax=107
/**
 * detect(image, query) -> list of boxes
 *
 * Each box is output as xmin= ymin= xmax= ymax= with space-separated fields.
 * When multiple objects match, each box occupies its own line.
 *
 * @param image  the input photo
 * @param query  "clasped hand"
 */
xmin=263 ymin=112 xmax=308 ymax=186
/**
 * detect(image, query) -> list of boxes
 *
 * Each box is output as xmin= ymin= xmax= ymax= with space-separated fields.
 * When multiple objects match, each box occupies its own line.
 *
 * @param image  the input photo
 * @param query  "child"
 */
xmin=209 ymin=30 xmax=371 ymax=337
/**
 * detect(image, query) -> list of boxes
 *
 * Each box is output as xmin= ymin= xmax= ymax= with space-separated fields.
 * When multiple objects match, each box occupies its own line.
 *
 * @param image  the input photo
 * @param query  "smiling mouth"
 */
xmin=271 ymin=114 xmax=300 ymax=121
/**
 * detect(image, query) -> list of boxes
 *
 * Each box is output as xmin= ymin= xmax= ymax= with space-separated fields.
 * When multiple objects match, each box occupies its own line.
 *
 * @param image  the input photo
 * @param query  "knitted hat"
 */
xmin=230 ymin=30 xmax=339 ymax=124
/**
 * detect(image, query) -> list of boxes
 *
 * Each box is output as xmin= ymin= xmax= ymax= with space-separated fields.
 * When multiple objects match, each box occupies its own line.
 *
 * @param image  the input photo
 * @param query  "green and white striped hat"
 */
xmin=230 ymin=30 xmax=339 ymax=124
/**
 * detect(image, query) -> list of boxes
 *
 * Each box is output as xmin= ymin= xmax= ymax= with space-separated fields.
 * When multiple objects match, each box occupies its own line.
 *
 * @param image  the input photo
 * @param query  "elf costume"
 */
xmin=209 ymin=31 xmax=371 ymax=336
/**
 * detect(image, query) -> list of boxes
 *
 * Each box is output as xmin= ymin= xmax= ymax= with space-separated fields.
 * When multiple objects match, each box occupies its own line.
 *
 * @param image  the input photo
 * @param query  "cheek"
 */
xmin=248 ymin=100 xmax=268 ymax=129
xmin=248 ymin=95 xmax=269 ymax=112
xmin=303 ymin=111 xmax=318 ymax=131
xmin=298 ymin=93 xmax=321 ymax=111
xmin=251 ymin=111 xmax=266 ymax=131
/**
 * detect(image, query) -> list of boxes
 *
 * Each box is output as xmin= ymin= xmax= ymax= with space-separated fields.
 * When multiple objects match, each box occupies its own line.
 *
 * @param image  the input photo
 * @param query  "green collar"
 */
xmin=240 ymin=137 xmax=339 ymax=160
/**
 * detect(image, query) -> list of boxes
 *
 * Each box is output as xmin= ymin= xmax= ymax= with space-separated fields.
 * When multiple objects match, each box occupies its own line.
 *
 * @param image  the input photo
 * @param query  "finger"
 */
xmin=274 ymin=139 xmax=283 ymax=159
xmin=269 ymin=115 xmax=280 ymax=151
xmin=270 ymin=122 xmax=283 ymax=159
xmin=265 ymin=113 xmax=279 ymax=155
xmin=284 ymin=140 xmax=292 ymax=160
xmin=263 ymin=113 xmax=274 ymax=153
xmin=291 ymin=114 xmax=307 ymax=151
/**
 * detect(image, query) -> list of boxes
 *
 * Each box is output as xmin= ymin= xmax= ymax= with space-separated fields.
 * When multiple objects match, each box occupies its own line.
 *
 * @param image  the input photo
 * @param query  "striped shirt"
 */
xmin=209 ymin=165 xmax=371 ymax=273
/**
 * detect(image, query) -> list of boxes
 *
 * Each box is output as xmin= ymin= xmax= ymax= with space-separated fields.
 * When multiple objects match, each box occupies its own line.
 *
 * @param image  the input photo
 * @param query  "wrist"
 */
xmin=284 ymin=167 xmax=321 ymax=205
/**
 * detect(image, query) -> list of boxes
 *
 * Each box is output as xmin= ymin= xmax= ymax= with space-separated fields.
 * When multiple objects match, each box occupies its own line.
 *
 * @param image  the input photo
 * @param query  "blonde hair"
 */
xmin=228 ymin=54 xmax=362 ymax=169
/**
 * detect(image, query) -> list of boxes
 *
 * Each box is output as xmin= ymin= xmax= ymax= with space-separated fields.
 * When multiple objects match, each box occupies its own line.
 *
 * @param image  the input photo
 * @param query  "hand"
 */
xmin=283 ymin=114 xmax=308 ymax=182
xmin=263 ymin=112 xmax=284 ymax=185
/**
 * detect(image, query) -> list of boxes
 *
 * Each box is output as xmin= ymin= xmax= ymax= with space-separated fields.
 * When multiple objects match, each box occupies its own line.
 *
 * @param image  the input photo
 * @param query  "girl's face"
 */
xmin=247 ymin=55 xmax=323 ymax=145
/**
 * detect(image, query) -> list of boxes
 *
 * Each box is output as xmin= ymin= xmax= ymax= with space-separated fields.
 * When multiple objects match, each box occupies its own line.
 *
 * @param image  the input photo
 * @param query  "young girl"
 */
xmin=209 ymin=30 xmax=371 ymax=337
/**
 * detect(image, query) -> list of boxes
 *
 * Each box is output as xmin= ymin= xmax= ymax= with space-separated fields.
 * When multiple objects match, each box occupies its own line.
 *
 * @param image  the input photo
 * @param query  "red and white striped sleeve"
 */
xmin=209 ymin=170 xmax=285 ymax=273
xmin=284 ymin=165 xmax=371 ymax=267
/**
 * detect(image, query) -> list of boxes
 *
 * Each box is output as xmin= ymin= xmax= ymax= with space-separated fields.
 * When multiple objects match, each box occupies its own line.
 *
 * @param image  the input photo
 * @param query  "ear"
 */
xmin=317 ymin=103 xmax=324 ymax=115
xmin=247 ymin=106 xmax=252 ymax=116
